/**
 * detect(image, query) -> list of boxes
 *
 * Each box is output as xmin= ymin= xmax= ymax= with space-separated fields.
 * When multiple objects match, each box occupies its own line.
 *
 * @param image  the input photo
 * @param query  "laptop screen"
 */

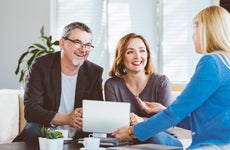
xmin=82 ymin=100 xmax=130 ymax=134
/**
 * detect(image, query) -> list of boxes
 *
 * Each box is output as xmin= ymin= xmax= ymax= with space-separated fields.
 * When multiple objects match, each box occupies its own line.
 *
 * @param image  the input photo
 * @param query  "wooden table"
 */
xmin=0 ymin=141 xmax=181 ymax=150
xmin=0 ymin=141 xmax=83 ymax=150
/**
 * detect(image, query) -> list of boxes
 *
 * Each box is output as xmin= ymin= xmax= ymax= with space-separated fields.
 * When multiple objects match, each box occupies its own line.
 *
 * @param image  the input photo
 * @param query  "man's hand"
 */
xmin=51 ymin=107 xmax=83 ymax=131
xmin=69 ymin=108 xmax=83 ymax=131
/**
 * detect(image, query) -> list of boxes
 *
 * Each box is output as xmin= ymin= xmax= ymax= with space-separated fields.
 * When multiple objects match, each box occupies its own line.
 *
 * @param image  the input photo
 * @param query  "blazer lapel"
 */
xmin=51 ymin=53 xmax=62 ymax=110
xmin=75 ymin=62 xmax=88 ymax=108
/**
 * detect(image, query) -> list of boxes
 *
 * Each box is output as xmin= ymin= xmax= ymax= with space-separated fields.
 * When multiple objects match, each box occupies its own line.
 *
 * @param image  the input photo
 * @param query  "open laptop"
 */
xmin=78 ymin=100 xmax=130 ymax=146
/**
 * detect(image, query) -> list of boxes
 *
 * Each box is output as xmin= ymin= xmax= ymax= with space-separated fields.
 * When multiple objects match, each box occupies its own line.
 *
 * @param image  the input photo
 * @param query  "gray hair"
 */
xmin=61 ymin=22 xmax=92 ymax=38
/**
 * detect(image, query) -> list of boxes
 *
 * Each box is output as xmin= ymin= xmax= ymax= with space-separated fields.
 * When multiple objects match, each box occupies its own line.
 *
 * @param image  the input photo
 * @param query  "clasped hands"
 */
xmin=68 ymin=107 xmax=83 ymax=131
xmin=51 ymin=107 xmax=83 ymax=131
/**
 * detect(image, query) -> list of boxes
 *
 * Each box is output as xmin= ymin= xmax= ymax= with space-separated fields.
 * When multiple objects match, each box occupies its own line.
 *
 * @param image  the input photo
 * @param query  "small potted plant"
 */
xmin=39 ymin=126 xmax=64 ymax=150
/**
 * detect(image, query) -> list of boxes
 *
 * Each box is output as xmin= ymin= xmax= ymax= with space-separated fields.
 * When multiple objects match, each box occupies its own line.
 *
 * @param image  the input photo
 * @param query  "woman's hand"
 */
xmin=111 ymin=126 xmax=132 ymax=141
xmin=130 ymin=113 xmax=144 ymax=126
xmin=136 ymin=97 xmax=166 ymax=115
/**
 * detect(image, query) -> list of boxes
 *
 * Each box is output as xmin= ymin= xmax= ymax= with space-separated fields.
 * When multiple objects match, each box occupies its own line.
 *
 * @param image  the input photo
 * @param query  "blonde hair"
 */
xmin=109 ymin=33 xmax=155 ymax=78
xmin=193 ymin=6 xmax=230 ymax=68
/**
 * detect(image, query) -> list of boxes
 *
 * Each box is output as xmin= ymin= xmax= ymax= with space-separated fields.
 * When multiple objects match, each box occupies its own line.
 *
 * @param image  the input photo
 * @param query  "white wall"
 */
xmin=0 ymin=0 xmax=50 ymax=89
xmin=212 ymin=0 xmax=220 ymax=5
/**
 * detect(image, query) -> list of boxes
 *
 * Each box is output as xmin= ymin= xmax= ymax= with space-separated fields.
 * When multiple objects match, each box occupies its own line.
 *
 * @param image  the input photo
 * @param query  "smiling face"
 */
xmin=60 ymin=28 xmax=92 ymax=67
xmin=123 ymin=38 xmax=148 ymax=74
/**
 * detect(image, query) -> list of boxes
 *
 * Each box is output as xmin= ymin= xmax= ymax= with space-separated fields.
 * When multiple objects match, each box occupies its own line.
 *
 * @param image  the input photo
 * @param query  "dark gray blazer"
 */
xmin=23 ymin=51 xmax=103 ymax=137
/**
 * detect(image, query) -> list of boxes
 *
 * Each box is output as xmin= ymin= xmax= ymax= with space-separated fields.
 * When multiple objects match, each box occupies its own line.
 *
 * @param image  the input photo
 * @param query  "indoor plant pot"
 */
xmin=39 ymin=126 xmax=64 ymax=150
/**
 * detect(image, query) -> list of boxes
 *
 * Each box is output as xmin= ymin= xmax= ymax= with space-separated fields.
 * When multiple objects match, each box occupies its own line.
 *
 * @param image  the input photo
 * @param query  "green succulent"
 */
xmin=39 ymin=126 xmax=64 ymax=139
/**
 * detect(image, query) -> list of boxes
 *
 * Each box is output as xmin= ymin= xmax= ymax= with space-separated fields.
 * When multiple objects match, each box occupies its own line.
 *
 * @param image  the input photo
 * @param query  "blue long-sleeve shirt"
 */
xmin=134 ymin=54 xmax=230 ymax=149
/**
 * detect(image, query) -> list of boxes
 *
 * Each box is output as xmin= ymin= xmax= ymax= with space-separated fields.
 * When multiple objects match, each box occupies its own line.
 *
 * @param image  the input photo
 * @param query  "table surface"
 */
xmin=0 ymin=141 xmax=82 ymax=150
xmin=0 ymin=141 xmax=181 ymax=150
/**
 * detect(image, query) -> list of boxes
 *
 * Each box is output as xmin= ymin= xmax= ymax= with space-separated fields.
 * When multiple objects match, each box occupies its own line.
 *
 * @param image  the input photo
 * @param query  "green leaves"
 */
xmin=47 ymin=131 xmax=58 ymax=139
xmin=39 ymin=126 xmax=64 ymax=139
xmin=54 ymin=130 xmax=64 ymax=139
xmin=15 ymin=26 xmax=59 ymax=83
xmin=40 ymin=126 xmax=50 ymax=138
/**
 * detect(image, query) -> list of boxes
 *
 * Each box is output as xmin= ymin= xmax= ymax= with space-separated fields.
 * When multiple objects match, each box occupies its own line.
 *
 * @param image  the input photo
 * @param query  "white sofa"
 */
xmin=0 ymin=89 xmax=26 ymax=144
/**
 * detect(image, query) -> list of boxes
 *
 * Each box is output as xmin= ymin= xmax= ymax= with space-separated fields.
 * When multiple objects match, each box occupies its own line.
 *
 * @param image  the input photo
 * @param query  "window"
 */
xmin=159 ymin=0 xmax=215 ymax=84
xmin=51 ymin=0 xmax=217 ymax=84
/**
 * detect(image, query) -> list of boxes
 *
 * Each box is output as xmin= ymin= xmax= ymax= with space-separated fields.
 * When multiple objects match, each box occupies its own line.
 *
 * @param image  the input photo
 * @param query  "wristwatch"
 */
xmin=50 ymin=122 xmax=57 ymax=128
xmin=128 ymin=126 xmax=136 ymax=139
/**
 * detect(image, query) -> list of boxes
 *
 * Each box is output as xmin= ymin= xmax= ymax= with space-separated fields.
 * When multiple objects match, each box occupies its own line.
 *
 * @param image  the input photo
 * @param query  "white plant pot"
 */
xmin=46 ymin=139 xmax=59 ymax=150
xmin=38 ymin=137 xmax=64 ymax=150
xmin=57 ymin=138 xmax=64 ymax=150
xmin=38 ymin=137 xmax=46 ymax=150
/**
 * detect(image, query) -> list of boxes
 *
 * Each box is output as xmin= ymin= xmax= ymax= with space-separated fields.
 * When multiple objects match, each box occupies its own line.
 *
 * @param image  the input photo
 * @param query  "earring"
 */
xmin=123 ymin=67 xmax=126 ymax=73
xmin=214 ymin=46 xmax=219 ymax=51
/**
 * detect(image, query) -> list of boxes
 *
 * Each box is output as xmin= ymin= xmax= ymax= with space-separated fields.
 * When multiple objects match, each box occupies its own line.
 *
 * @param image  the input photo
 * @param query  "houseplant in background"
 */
xmin=15 ymin=26 xmax=59 ymax=85
xmin=39 ymin=126 xmax=64 ymax=150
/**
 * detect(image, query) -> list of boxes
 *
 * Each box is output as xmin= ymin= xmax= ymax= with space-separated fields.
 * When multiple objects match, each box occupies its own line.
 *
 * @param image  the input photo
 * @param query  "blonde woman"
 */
xmin=112 ymin=6 xmax=230 ymax=150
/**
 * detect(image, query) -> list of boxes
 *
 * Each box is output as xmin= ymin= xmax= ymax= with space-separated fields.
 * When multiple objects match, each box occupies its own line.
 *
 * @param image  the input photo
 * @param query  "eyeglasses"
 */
xmin=64 ymin=37 xmax=94 ymax=50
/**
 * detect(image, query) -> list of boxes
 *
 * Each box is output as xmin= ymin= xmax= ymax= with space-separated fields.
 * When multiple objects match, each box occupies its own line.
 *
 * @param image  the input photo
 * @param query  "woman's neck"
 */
xmin=124 ymin=72 xmax=150 ymax=97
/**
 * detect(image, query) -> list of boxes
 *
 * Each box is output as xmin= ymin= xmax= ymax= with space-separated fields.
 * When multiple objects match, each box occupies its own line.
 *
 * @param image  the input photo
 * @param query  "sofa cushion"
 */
xmin=0 ymin=89 xmax=21 ymax=144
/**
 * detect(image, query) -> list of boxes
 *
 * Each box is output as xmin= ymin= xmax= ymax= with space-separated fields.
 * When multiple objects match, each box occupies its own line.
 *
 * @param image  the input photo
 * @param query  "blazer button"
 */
xmin=191 ymin=132 xmax=196 ymax=136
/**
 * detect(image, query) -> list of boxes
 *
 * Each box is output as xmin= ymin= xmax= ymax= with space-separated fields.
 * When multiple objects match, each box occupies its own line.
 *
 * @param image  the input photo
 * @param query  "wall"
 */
xmin=0 ymin=0 xmax=50 ymax=89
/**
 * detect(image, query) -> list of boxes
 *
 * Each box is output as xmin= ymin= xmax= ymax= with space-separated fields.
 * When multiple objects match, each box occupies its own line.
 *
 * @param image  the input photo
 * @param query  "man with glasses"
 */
xmin=13 ymin=22 xmax=103 ymax=142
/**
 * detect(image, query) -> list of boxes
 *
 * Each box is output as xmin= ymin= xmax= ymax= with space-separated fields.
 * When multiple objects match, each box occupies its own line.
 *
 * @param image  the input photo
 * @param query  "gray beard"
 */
xmin=72 ymin=59 xmax=84 ymax=67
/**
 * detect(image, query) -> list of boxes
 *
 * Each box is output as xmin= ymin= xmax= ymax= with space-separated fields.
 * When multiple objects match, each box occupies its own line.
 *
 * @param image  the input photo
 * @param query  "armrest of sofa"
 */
xmin=0 ymin=89 xmax=20 ymax=144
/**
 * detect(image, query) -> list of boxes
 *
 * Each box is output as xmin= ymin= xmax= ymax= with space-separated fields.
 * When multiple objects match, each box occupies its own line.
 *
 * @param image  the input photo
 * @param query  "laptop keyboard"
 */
xmin=78 ymin=137 xmax=129 ymax=146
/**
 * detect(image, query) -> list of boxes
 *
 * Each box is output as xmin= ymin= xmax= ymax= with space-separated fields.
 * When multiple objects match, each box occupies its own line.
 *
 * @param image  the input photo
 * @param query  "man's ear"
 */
xmin=59 ymin=38 xmax=65 ymax=50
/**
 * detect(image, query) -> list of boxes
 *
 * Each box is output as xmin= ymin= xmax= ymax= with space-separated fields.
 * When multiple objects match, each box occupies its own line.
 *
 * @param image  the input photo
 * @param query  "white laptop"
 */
xmin=83 ymin=100 xmax=130 ymax=134
xmin=79 ymin=100 xmax=130 ymax=146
